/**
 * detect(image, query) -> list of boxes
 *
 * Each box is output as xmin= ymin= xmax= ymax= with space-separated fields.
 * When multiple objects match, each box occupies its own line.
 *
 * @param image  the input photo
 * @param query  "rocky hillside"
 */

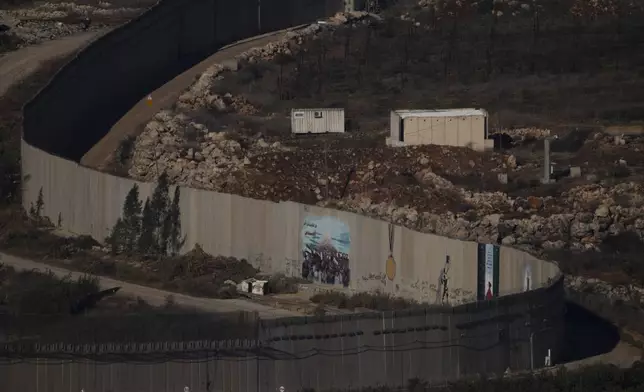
xmin=117 ymin=3 xmax=644 ymax=290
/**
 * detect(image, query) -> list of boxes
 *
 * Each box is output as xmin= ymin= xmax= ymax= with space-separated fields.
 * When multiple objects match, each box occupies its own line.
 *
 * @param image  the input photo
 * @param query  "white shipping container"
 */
xmin=291 ymin=108 xmax=345 ymax=134
xmin=387 ymin=108 xmax=493 ymax=151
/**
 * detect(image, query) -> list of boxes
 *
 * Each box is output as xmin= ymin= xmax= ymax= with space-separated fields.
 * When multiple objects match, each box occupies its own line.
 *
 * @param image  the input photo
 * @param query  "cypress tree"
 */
xmin=138 ymin=198 xmax=155 ymax=254
xmin=149 ymin=172 xmax=170 ymax=255
xmin=167 ymin=186 xmax=185 ymax=256
xmin=29 ymin=187 xmax=45 ymax=221
xmin=122 ymin=184 xmax=142 ymax=253
xmin=105 ymin=218 xmax=126 ymax=255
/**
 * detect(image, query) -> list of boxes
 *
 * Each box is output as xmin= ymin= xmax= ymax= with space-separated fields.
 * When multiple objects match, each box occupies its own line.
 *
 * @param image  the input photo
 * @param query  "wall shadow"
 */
xmin=561 ymin=300 xmax=620 ymax=363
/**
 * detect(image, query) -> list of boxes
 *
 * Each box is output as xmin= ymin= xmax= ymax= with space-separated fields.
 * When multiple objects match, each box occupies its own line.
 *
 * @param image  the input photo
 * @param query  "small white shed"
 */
xmin=237 ymin=278 xmax=268 ymax=296
xmin=291 ymin=108 xmax=345 ymax=134
xmin=386 ymin=108 xmax=493 ymax=151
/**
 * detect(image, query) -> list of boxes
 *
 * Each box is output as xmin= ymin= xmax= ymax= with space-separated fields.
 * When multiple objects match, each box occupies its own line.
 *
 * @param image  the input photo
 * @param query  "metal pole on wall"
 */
xmin=255 ymin=312 xmax=260 ymax=392
xmin=257 ymin=0 xmax=261 ymax=33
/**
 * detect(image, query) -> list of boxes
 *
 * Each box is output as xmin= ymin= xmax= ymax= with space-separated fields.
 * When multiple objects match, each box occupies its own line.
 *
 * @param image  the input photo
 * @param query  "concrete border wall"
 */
xmin=22 ymin=0 xmax=343 ymax=162
xmin=15 ymin=0 xmax=565 ymax=389
xmin=22 ymin=141 xmax=560 ymax=304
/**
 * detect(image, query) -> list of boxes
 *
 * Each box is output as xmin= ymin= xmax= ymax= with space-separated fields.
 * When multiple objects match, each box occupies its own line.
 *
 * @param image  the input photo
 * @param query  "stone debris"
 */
xmin=0 ymin=2 xmax=145 ymax=49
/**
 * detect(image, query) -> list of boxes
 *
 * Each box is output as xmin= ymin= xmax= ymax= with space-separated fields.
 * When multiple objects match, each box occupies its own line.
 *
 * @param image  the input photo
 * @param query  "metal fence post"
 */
xmin=36 ymin=358 xmax=39 ymax=392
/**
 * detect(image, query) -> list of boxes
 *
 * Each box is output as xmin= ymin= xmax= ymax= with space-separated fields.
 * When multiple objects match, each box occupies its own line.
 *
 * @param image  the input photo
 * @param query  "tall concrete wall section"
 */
xmin=22 ymin=0 xmax=342 ymax=162
xmin=23 ymin=0 xmax=190 ymax=161
xmin=22 ymin=141 xmax=560 ymax=304
xmin=16 ymin=0 xmax=566 ymax=388
xmin=215 ymin=0 xmax=259 ymax=45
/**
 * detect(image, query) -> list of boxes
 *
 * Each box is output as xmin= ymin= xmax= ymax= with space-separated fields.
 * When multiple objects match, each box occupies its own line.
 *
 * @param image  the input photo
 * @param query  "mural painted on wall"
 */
xmin=385 ymin=223 xmax=396 ymax=281
xmin=523 ymin=264 xmax=532 ymax=292
xmin=301 ymin=216 xmax=351 ymax=287
xmin=477 ymin=244 xmax=500 ymax=301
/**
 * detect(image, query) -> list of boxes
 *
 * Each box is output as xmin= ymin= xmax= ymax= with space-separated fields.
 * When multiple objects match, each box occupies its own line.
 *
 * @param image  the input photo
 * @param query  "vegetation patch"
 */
xmin=0 ymin=263 xmax=100 ymax=316
xmin=310 ymin=290 xmax=423 ymax=311
xmin=414 ymin=363 xmax=644 ymax=392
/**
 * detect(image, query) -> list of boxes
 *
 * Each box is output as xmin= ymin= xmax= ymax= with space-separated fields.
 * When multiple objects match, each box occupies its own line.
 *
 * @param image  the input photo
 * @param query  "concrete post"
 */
xmin=543 ymin=138 xmax=551 ymax=184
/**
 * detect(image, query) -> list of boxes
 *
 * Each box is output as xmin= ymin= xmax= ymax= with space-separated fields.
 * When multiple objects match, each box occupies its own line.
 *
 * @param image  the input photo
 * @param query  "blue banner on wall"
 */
xmin=477 ymin=244 xmax=500 ymax=300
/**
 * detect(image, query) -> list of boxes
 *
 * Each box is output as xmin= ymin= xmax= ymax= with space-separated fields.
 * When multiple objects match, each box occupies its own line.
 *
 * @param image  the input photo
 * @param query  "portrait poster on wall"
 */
xmin=301 ymin=216 xmax=351 ymax=287
xmin=477 ymin=244 xmax=500 ymax=301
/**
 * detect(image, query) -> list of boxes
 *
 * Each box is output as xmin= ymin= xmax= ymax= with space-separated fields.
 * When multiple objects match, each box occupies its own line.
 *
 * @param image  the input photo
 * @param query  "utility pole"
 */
xmin=324 ymin=139 xmax=330 ymax=200
xmin=542 ymin=137 xmax=551 ymax=184
xmin=542 ymin=136 xmax=558 ymax=184
xmin=525 ymin=319 xmax=553 ymax=371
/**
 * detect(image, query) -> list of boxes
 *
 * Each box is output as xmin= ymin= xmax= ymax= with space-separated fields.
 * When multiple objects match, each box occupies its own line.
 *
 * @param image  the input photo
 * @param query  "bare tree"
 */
xmin=356 ymin=27 xmax=373 ymax=87
xmin=441 ymin=0 xmax=471 ymax=79
xmin=343 ymin=27 xmax=353 ymax=65
xmin=400 ymin=23 xmax=417 ymax=89
xmin=569 ymin=0 xmax=600 ymax=73
xmin=485 ymin=0 xmax=504 ymax=79
xmin=275 ymin=52 xmax=294 ymax=100
xmin=528 ymin=0 xmax=544 ymax=74
xmin=606 ymin=0 xmax=642 ymax=70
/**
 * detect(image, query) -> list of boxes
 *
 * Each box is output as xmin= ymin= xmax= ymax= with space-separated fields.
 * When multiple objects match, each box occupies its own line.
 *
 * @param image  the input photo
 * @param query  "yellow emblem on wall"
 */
xmin=386 ymin=255 xmax=396 ymax=281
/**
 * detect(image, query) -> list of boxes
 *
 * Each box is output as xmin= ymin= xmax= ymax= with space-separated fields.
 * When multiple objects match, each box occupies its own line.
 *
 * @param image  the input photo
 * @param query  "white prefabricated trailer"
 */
xmin=291 ymin=108 xmax=345 ymax=134
xmin=387 ymin=108 xmax=493 ymax=151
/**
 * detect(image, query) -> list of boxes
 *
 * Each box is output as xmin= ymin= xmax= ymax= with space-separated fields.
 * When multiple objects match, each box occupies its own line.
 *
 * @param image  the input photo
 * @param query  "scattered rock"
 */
xmin=594 ymin=205 xmax=610 ymax=218
xmin=121 ymin=9 xmax=644 ymax=258
xmin=569 ymin=166 xmax=582 ymax=178
xmin=0 ymin=3 xmax=145 ymax=49
xmin=497 ymin=173 xmax=508 ymax=184
xmin=506 ymin=155 xmax=517 ymax=169
xmin=527 ymin=196 xmax=543 ymax=210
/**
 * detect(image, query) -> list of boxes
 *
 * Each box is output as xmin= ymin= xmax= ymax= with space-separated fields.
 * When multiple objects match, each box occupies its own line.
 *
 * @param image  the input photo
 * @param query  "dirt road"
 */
xmin=80 ymin=26 xmax=306 ymax=169
xmin=0 ymin=252 xmax=300 ymax=319
xmin=0 ymin=30 xmax=105 ymax=97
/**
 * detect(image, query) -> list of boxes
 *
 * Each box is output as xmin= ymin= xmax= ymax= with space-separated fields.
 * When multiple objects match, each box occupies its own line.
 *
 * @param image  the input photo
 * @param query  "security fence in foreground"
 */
xmin=1 ymin=277 xmax=565 ymax=392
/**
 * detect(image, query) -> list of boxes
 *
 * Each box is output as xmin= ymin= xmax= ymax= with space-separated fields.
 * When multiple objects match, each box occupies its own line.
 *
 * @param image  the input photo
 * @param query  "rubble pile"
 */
xmin=0 ymin=2 xmax=145 ymax=49
xmin=490 ymin=128 xmax=552 ymax=144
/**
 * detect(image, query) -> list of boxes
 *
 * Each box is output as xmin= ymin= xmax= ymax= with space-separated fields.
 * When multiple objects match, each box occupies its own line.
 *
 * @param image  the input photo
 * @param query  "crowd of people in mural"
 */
xmin=301 ymin=242 xmax=350 ymax=287
xmin=301 ymin=217 xmax=351 ymax=287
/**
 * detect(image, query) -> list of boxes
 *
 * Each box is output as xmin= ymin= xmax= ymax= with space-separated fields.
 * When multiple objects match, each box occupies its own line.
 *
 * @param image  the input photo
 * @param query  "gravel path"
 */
xmin=0 ymin=252 xmax=300 ymax=319
xmin=0 ymin=29 xmax=105 ymax=96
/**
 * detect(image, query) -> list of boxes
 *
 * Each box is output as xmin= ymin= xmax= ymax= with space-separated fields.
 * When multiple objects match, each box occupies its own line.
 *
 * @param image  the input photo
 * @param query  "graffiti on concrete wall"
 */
xmin=477 ymin=244 xmax=500 ymax=300
xmin=385 ymin=223 xmax=396 ymax=281
xmin=301 ymin=216 xmax=351 ymax=287
xmin=436 ymin=256 xmax=451 ymax=304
